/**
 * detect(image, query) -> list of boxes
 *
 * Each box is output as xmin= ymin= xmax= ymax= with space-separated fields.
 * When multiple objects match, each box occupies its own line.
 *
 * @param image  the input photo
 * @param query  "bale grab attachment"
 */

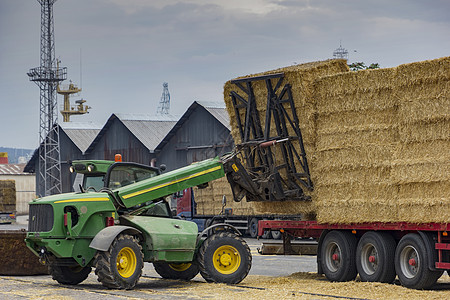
xmin=224 ymin=73 xmax=313 ymax=202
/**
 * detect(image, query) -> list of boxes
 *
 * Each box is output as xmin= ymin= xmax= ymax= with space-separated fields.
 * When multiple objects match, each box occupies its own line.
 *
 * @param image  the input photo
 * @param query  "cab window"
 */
xmin=106 ymin=163 xmax=159 ymax=189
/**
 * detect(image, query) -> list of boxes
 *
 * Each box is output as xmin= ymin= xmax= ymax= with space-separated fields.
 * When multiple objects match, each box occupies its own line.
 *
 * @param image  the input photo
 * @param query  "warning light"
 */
xmin=115 ymin=154 xmax=122 ymax=162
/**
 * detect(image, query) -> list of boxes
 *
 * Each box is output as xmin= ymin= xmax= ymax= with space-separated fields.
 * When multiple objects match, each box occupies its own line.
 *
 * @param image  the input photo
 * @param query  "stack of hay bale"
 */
xmin=0 ymin=180 xmax=16 ymax=215
xmin=194 ymin=176 xmax=256 ymax=215
xmin=313 ymin=67 xmax=400 ymax=222
xmin=393 ymin=58 xmax=450 ymax=223
xmin=223 ymin=56 xmax=449 ymax=224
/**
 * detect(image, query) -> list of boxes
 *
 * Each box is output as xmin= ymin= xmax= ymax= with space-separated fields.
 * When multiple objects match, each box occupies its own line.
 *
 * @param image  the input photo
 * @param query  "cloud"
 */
xmin=1 ymin=0 xmax=449 ymax=148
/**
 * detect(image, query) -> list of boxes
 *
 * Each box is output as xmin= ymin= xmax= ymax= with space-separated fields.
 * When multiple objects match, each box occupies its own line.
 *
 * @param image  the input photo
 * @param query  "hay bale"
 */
xmin=315 ymin=198 xmax=398 ymax=224
xmin=397 ymin=197 xmax=450 ymax=224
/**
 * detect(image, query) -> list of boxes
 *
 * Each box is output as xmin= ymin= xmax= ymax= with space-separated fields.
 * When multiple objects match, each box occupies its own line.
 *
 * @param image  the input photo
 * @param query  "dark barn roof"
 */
xmin=84 ymin=113 xmax=177 ymax=155
xmin=155 ymin=101 xmax=230 ymax=152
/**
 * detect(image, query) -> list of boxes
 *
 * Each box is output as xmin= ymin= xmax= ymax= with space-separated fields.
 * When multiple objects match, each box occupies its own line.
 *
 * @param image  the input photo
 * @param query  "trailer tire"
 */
xmin=356 ymin=232 xmax=396 ymax=283
xmin=321 ymin=231 xmax=357 ymax=282
xmin=248 ymin=218 xmax=259 ymax=238
xmin=94 ymin=234 xmax=143 ymax=289
xmin=395 ymin=233 xmax=442 ymax=289
xmin=49 ymin=264 xmax=91 ymax=285
xmin=153 ymin=262 xmax=199 ymax=280
xmin=198 ymin=232 xmax=252 ymax=284
xmin=271 ymin=230 xmax=282 ymax=240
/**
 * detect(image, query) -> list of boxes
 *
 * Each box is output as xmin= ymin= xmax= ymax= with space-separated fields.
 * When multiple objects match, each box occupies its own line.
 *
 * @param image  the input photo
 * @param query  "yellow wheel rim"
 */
xmin=213 ymin=245 xmax=241 ymax=274
xmin=116 ymin=247 xmax=137 ymax=278
xmin=169 ymin=263 xmax=191 ymax=272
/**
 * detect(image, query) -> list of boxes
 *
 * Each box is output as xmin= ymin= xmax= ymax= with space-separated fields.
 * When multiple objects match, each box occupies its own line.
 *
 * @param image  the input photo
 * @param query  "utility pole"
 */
xmin=27 ymin=0 xmax=66 ymax=196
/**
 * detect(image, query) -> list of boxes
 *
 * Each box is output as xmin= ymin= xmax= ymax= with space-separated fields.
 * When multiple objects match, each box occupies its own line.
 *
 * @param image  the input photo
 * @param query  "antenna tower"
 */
xmin=27 ymin=0 xmax=66 ymax=196
xmin=157 ymin=82 xmax=170 ymax=115
xmin=333 ymin=41 xmax=349 ymax=60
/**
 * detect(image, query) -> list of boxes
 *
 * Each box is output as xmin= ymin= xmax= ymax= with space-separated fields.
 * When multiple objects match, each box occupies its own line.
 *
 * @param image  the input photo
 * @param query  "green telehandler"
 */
xmin=25 ymin=156 xmax=252 ymax=289
xmin=26 ymin=72 xmax=315 ymax=290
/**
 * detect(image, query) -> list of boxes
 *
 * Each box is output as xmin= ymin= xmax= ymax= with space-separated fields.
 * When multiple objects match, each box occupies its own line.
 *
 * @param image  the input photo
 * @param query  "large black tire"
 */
xmin=197 ymin=232 xmax=252 ymax=284
xmin=395 ymin=233 xmax=443 ymax=289
xmin=94 ymin=234 xmax=143 ymax=289
xmin=320 ymin=230 xmax=357 ymax=282
xmin=153 ymin=262 xmax=199 ymax=280
xmin=49 ymin=264 xmax=91 ymax=285
xmin=248 ymin=218 xmax=259 ymax=238
xmin=356 ymin=231 xmax=396 ymax=283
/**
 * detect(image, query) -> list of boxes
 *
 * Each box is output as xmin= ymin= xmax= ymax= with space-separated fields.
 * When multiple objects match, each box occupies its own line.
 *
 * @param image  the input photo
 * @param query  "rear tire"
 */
xmin=321 ymin=230 xmax=357 ymax=282
xmin=197 ymin=232 xmax=252 ymax=284
xmin=94 ymin=234 xmax=143 ymax=289
xmin=395 ymin=233 xmax=442 ymax=289
xmin=49 ymin=264 xmax=91 ymax=285
xmin=153 ymin=262 xmax=199 ymax=280
xmin=356 ymin=232 xmax=396 ymax=283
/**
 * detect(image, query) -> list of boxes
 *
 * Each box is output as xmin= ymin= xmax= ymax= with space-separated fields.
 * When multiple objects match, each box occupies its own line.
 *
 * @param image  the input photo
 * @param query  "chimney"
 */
xmin=0 ymin=152 xmax=8 ymax=164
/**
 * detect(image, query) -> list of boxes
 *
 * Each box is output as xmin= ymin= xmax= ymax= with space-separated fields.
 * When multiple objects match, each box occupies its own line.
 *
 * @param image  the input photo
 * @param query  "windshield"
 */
xmin=83 ymin=175 xmax=105 ymax=191
xmin=107 ymin=164 xmax=158 ymax=189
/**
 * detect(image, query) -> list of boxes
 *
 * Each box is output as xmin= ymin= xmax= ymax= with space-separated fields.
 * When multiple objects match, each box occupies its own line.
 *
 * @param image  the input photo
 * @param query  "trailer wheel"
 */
xmin=153 ymin=262 xmax=199 ymax=280
xmin=356 ymin=232 xmax=396 ymax=283
xmin=395 ymin=233 xmax=443 ymax=289
xmin=321 ymin=231 xmax=357 ymax=282
xmin=271 ymin=230 xmax=282 ymax=240
xmin=94 ymin=234 xmax=143 ymax=289
xmin=248 ymin=218 xmax=259 ymax=238
xmin=198 ymin=232 xmax=252 ymax=284
xmin=49 ymin=264 xmax=91 ymax=285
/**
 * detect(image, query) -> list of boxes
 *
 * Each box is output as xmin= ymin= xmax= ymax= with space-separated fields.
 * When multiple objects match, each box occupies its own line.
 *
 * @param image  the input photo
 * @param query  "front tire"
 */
xmin=198 ymin=232 xmax=252 ymax=284
xmin=49 ymin=264 xmax=91 ymax=285
xmin=153 ymin=262 xmax=199 ymax=280
xmin=94 ymin=234 xmax=143 ymax=289
xmin=356 ymin=232 xmax=396 ymax=283
xmin=395 ymin=233 xmax=442 ymax=289
xmin=321 ymin=230 xmax=357 ymax=282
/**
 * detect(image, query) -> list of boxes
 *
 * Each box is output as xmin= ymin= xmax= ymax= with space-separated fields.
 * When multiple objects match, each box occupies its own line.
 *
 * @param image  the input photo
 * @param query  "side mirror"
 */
xmin=159 ymin=164 xmax=166 ymax=172
xmin=222 ymin=195 xmax=227 ymax=207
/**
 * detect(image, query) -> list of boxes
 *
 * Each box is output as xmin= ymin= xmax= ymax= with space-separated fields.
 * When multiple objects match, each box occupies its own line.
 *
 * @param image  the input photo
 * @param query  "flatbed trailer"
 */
xmin=259 ymin=220 xmax=450 ymax=289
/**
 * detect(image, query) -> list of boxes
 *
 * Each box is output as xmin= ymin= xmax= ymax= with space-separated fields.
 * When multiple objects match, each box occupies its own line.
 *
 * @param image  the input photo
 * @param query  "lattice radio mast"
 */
xmin=27 ymin=0 xmax=66 ymax=196
xmin=333 ymin=41 xmax=349 ymax=60
xmin=157 ymin=82 xmax=170 ymax=115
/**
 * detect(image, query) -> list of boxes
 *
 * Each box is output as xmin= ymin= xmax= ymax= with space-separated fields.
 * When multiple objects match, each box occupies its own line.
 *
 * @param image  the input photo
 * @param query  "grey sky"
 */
xmin=1 ymin=0 xmax=449 ymax=149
